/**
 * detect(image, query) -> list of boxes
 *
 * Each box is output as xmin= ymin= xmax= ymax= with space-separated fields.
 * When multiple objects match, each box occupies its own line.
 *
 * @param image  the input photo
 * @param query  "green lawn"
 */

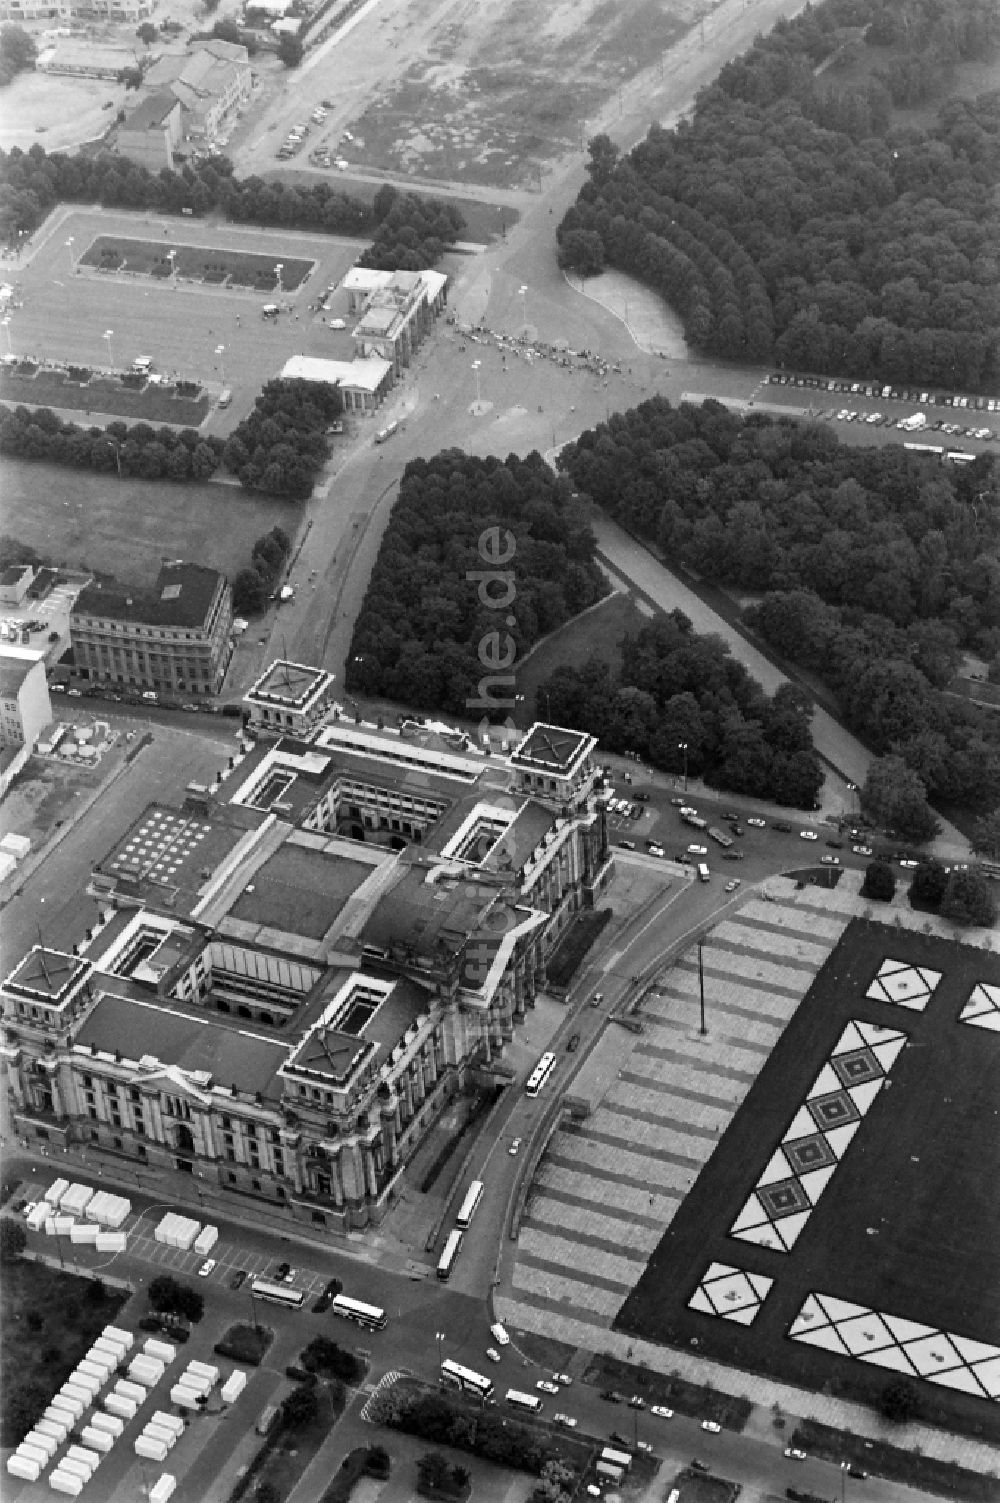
xmin=515 ymin=590 xmax=646 ymax=721
xmin=0 ymin=368 xmax=209 ymax=424
xmin=80 ymin=235 xmax=314 ymax=290
xmin=0 ymin=1255 xmax=128 ymax=1446
xmin=0 ymin=455 xmax=302 ymax=588
xmin=617 ymin=920 xmax=1000 ymax=1444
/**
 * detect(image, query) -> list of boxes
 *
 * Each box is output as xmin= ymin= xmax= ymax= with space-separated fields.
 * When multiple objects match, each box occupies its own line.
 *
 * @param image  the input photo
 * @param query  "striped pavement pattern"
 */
xmin=509 ymin=897 xmax=848 ymax=1332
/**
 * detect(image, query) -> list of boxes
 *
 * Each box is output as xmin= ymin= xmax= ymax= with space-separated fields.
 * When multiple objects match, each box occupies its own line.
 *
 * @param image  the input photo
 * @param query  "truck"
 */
xmin=708 ymin=825 xmax=733 ymax=848
xmin=681 ymin=812 xmax=707 ymax=830
xmin=897 ymin=412 xmax=927 ymax=431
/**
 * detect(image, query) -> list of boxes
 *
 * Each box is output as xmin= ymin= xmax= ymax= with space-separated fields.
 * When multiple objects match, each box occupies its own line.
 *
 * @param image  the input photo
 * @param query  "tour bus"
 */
xmin=525 ymin=1051 xmax=557 ymax=1098
xmin=329 ymin=1294 xmax=387 ymax=1330
xmin=250 ymin=1277 xmax=304 ymax=1309
xmin=374 ymin=420 xmax=399 ymax=444
xmin=455 ymin=1180 xmax=484 ymax=1230
xmin=506 ymin=1388 xmax=542 ymax=1413
xmin=436 ymin=1228 xmax=464 ymax=1281
xmin=439 ymin=1359 xmax=494 ymax=1401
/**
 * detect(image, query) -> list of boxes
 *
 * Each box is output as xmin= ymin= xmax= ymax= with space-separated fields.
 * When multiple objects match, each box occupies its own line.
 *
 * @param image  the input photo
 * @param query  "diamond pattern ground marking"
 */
xmin=728 ymin=1019 xmax=907 ymax=1253
xmin=688 ymin=1262 xmax=774 ymax=1325
xmin=789 ymin=1293 xmax=1000 ymax=1402
xmin=865 ymin=958 xmax=941 ymax=1011
xmin=960 ymin=983 xmax=1000 ymax=1033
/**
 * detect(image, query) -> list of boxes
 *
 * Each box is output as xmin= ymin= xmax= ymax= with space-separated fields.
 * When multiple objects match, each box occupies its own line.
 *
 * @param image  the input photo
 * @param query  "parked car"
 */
xmin=537 ymin=1380 xmax=560 ymax=1395
xmin=553 ymin=1412 xmax=577 ymax=1427
xmin=722 ymin=850 xmax=745 ymax=861
xmin=229 ymin=1270 xmax=249 ymax=1290
xmin=490 ymin=1322 xmax=510 ymax=1346
xmin=725 ymin=879 xmax=741 ymax=892
xmin=701 ymin=1420 xmax=721 ymax=1434
xmin=687 ymin=844 xmax=708 ymax=856
xmin=553 ymin=1372 xmax=572 ymax=1386
xmin=669 ymin=797 xmax=686 ymax=807
xmin=784 ymin=1447 xmax=807 ymax=1460
xmin=567 ymin=1033 xmax=580 ymax=1053
xmin=799 ymin=830 xmax=818 ymax=841
xmin=274 ymin=1261 xmax=291 ymax=1280
xmin=485 ymin=1347 xmax=501 ymax=1363
xmin=628 ymin=1395 xmax=645 ymax=1408
xmin=600 ymin=1389 xmax=623 ymax=1403
xmin=651 ymin=1405 xmax=674 ymax=1419
xmin=590 ymin=992 xmax=604 ymax=1008
xmin=774 ymin=821 xmax=793 ymax=833
xmin=825 ymin=839 xmax=843 ymax=849
xmin=820 ymin=855 xmax=840 ymax=865
xmin=609 ymin=1431 xmax=629 ymax=1446
xmin=509 ymin=1137 xmax=521 ymax=1156
xmin=746 ymin=817 xmax=766 ymax=828
xmin=852 ymin=844 xmax=873 ymax=856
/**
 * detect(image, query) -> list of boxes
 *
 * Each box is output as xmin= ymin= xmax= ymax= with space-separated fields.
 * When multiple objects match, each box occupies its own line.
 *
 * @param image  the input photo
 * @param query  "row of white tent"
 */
xmin=8 ymin=1318 xmax=250 ymax=1494
xmin=7 ymin=1325 xmax=134 ymax=1490
xmin=40 ymin=1179 xmax=132 ymax=1229
xmin=153 ymin=1211 xmax=218 ymax=1255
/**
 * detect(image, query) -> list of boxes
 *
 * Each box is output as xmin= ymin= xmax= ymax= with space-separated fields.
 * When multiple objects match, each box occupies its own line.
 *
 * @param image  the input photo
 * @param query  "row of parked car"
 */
xmin=829 ymin=409 xmax=994 ymax=440
xmin=769 ymin=372 xmax=998 ymax=412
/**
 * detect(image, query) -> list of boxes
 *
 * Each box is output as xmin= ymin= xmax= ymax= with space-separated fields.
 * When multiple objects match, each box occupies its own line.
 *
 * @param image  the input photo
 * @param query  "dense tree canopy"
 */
xmin=557 ymin=0 xmax=1000 ymax=389
xmin=0 ymin=23 xmax=36 ymax=85
xmin=223 ymin=378 xmax=341 ymax=498
xmin=538 ymin=614 xmax=823 ymax=807
xmin=0 ymin=404 xmax=222 ymax=479
xmin=346 ymin=450 xmax=607 ymax=716
xmin=0 ymin=145 xmax=462 ymax=269
xmin=558 ymin=396 xmax=1000 ymax=818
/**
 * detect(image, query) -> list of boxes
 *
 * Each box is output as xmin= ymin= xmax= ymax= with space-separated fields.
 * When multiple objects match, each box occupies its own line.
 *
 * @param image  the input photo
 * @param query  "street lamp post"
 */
xmin=697 ymin=936 xmax=708 ymax=1036
xmin=274 ymin=262 xmax=284 ymax=296
xmin=65 ymin=236 xmax=74 ymax=271
xmin=435 ymin=1330 xmax=446 ymax=1376
xmin=215 ymin=344 xmax=226 ymax=385
xmin=0 ymin=317 xmax=11 ymax=358
xmin=471 ymin=359 xmax=482 ymax=406
xmin=106 ymin=439 xmax=122 ymax=479
xmin=103 ymin=329 xmax=114 ymax=369
xmin=678 ymin=741 xmax=689 ymax=791
xmin=166 ymin=249 xmax=176 ymax=278
xmin=518 ymin=283 xmax=527 ymax=333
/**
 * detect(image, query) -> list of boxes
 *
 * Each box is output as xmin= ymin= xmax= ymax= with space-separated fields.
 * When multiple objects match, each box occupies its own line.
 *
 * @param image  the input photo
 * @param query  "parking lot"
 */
xmin=766 ymin=373 xmax=997 ymax=452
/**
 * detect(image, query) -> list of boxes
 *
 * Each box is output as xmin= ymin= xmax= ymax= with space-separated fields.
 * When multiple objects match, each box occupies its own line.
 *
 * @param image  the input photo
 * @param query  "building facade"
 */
xmin=117 ymin=92 xmax=184 ymax=172
xmin=1 ymin=707 xmax=614 ymax=1235
xmin=0 ymin=646 xmax=51 ymax=748
xmin=70 ymin=562 xmax=233 ymax=698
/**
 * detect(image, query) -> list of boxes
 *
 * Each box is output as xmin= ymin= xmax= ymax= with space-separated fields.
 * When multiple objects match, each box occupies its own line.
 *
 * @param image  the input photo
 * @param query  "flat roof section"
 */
xmin=511 ymin=723 xmax=593 ymax=775
xmin=75 ymin=994 xmax=285 ymax=1102
xmin=3 ymin=947 xmax=91 ymax=1006
xmin=228 ymin=843 xmax=372 ymax=940
xmin=246 ymin=659 xmax=334 ymax=711
xmin=96 ymin=804 xmax=250 ymax=912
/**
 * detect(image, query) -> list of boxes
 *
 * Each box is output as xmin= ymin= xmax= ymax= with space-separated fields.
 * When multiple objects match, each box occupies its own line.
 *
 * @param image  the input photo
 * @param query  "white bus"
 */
xmin=250 ymin=1278 xmax=305 ymax=1309
xmin=525 ymin=1051 xmax=557 ymax=1098
xmin=505 ymin=1388 xmax=542 ymax=1413
xmin=437 ymin=1228 xmax=464 ymax=1281
xmin=601 ymin=1445 xmax=632 ymax=1470
xmin=439 ymin=1359 xmax=494 ymax=1401
xmin=455 ymin=1180 xmax=484 ymax=1229
xmin=944 ymin=450 xmax=976 ymax=464
xmin=330 ymin=1294 xmax=387 ymax=1330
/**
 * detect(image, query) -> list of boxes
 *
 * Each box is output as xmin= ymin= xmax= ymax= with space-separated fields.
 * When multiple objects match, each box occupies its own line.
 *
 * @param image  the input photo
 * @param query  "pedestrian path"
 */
xmin=509 ymin=893 xmax=837 ymax=1327
xmin=498 ymin=875 xmax=1000 ymax=1473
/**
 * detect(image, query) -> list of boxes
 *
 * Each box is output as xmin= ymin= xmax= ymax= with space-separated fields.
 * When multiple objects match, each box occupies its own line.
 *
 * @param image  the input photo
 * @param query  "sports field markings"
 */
xmin=688 ymin=1262 xmax=773 ymax=1325
xmin=865 ymin=957 xmax=942 ymax=1010
xmin=728 ymin=1019 xmax=908 ymax=1252
xmin=959 ymin=981 xmax=1000 ymax=1032
xmin=789 ymin=1292 xmax=1000 ymax=1400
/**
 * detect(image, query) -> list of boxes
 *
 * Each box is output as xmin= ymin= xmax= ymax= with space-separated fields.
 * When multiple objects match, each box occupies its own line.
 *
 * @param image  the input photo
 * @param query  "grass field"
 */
xmin=0 ymin=456 xmax=301 ymax=587
xmin=80 ymin=235 xmax=315 ymax=291
xmin=0 ymin=368 xmax=209 ymax=424
xmin=514 ymin=589 xmax=646 ymax=718
xmin=617 ymin=920 xmax=1000 ymax=1443
xmin=0 ymin=1257 xmax=127 ymax=1446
